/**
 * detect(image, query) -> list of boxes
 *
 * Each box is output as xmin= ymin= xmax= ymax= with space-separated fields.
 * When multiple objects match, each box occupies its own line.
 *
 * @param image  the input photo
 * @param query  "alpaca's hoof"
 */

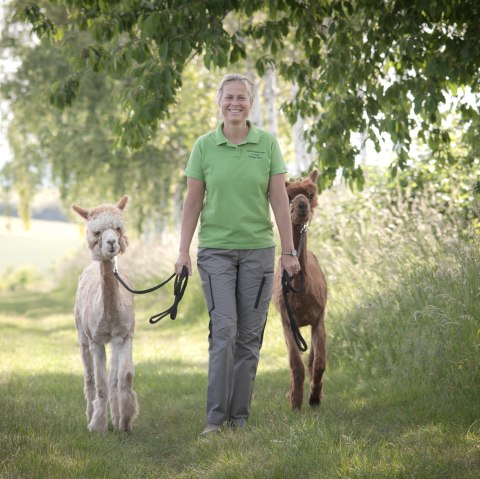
xmin=88 ymin=424 xmax=108 ymax=433
xmin=308 ymin=396 xmax=321 ymax=407
xmin=288 ymin=392 xmax=303 ymax=410
xmin=88 ymin=417 xmax=108 ymax=433
xmin=119 ymin=419 xmax=134 ymax=434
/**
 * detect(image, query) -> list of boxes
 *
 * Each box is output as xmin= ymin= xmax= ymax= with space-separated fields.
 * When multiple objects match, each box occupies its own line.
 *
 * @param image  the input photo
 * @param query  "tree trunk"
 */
xmin=291 ymin=82 xmax=311 ymax=174
xmin=263 ymin=66 xmax=277 ymax=135
xmin=247 ymin=70 xmax=263 ymax=128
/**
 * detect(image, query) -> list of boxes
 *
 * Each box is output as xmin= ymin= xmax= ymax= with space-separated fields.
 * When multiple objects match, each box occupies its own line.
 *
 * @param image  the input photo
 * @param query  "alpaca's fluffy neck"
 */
xmin=100 ymin=260 xmax=120 ymax=317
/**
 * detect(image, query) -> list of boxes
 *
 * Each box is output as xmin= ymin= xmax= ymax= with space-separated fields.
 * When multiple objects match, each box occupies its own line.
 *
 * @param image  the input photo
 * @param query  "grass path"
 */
xmin=1 ymin=290 xmax=479 ymax=479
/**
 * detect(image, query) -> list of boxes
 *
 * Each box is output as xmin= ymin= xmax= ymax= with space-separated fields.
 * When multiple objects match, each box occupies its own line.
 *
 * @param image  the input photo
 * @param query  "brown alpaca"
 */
xmin=273 ymin=170 xmax=328 ymax=409
xmin=72 ymin=196 xmax=139 ymax=433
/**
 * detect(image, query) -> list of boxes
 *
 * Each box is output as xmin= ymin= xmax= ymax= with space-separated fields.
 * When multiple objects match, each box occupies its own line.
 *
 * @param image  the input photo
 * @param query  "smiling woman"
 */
xmin=173 ymin=72 xmax=301 ymax=437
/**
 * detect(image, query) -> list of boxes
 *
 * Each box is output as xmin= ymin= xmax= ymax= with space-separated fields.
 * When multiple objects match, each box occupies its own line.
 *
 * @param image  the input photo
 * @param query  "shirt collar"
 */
xmin=215 ymin=120 xmax=261 ymax=146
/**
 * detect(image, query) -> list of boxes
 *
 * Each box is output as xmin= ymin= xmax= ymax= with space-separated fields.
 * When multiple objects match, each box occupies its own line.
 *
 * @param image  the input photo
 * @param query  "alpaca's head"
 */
xmin=285 ymin=170 xmax=318 ymax=226
xmin=72 ymin=196 xmax=129 ymax=261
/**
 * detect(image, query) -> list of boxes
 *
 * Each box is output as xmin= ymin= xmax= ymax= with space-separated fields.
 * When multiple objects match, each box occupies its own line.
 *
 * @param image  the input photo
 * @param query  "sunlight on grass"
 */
xmin=0 ymin=313 xmax=80 ymax=377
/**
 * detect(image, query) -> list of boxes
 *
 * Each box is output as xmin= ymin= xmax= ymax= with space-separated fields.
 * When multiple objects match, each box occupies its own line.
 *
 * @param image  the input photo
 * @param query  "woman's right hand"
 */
xmin=175 ymin=252 xmax=192 ymax=276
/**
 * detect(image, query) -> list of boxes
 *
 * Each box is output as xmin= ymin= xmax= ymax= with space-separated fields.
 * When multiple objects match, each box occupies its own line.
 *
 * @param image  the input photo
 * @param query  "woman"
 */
xmin=174 ymin=73 xmax=300 ymax=436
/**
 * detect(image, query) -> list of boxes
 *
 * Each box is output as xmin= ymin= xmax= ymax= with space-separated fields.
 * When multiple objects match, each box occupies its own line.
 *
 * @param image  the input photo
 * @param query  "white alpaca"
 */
xmin=72 ymin=196 xmax=138 ymax=433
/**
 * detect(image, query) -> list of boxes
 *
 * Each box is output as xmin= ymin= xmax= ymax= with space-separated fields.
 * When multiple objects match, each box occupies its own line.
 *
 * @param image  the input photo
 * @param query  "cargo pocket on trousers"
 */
xmin=253 ymin=271 xmax=274 ymax=314
xmin=197 ymin=264 xmax=215 ymax=317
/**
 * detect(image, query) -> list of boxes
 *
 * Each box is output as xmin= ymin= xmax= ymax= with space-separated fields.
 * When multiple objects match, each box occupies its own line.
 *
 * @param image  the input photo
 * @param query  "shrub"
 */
xmin=0 ymin=267 xmax=43 ymax=292
xmin=310 ymin=180 xmax=479 ymax=394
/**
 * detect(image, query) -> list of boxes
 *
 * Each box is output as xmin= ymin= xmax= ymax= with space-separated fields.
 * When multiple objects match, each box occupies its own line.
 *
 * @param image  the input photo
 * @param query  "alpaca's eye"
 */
xmin=94 ymin=231 xmax=101 ymax=236
xmin=309 ymin=194 xmax=314 ymax=200
xmin=116 ymin=227 xmax=122 ymax=234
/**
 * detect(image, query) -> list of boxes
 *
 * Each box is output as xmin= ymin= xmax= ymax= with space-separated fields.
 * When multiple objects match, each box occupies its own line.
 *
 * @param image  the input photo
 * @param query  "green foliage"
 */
xmin=0 ymin=266 xmax=42 ymax=291
xmin=310 ymin=179 xmax=480 ymax=398
xmin=1 ymin=1 xmax=220 ymax=229
xmin=361 ymin=155 xmax=480 ymax=230
xmin=6 ymin=0 xmax=480 ymax=192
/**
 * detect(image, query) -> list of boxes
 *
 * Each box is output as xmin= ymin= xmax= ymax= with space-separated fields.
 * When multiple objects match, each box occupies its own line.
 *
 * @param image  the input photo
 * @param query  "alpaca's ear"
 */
xmin=117 ymin=195 xmax=129 ymax=211
xmin=72 ymin=204 xmax=89 ymax=219
xmin=309 ymin=170 xmax=318 ymax=183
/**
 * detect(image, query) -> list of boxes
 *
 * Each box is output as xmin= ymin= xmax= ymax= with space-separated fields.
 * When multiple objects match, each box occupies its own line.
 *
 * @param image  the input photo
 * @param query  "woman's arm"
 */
xmin=175 ymin=177 xmax=205 ymax=275
xmin=269 ymin=173 xmax=300 ymax=277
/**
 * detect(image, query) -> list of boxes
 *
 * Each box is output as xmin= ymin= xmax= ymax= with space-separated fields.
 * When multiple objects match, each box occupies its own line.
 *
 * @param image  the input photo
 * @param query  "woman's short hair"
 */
xmin=216 ymin=73 xmax=255 ymax=105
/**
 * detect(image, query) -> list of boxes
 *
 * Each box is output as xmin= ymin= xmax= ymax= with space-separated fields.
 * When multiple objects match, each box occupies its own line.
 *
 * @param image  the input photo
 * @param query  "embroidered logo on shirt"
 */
xmin=247 ymin=150 xmax=265 ymax=160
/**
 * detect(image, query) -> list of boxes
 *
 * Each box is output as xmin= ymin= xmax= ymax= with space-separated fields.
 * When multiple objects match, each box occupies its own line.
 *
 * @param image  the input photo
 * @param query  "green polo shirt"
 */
xmin=185 ymin=121 xmax=287 ymax=249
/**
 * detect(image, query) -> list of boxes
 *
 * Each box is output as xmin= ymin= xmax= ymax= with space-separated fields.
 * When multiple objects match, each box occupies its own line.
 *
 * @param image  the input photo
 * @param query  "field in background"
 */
xmin=0 ymin=217 xmax=83 ymax=274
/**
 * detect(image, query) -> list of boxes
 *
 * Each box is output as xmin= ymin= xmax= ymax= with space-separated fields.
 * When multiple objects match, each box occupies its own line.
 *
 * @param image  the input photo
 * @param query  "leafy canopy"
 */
xmin=9 ymin=0 xmax=480 ymax=191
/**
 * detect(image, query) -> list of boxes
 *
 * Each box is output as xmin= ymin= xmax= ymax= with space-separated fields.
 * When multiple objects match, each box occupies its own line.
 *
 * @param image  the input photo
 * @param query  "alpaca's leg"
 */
xmin=109 ymin=338 xmax=121 ymax=431
xmin=282 ymin=315 xmax=305 ymax=409
xmin=88 ymin=342 xmax=109 ymax=432
xmin=79 ymin=339 xmax=95 ymax=423
xmin=117 ymin=337 xmax=138 ymax=433
xmin=308 ymin=320 xmax=326 ymax=407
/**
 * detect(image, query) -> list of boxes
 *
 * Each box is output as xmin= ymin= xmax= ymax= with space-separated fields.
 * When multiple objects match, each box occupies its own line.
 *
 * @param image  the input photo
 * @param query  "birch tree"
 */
xmin=262 ymin=65 xmax=278 ymax=136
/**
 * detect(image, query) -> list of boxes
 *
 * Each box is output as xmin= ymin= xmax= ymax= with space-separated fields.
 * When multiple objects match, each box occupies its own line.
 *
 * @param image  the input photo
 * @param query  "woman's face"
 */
xmin=219 ymin=80 xmax=252 ymax=125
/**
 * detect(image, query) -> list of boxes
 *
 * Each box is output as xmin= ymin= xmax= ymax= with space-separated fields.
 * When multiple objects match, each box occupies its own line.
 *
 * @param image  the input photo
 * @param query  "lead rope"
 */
xmin=282 ymin=224 xmax=308 ymax=351
xmin=112 ymin=257 xmax=189 ymax=323
xmin=281 ymin=270 xmax=308 ymax=351
xmin=148 ymin=270 xmax=189 ymax=324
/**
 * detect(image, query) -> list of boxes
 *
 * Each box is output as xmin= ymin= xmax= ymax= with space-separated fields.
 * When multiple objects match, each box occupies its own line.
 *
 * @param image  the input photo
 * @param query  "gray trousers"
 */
xmin=197 ymin=247 xmax=275 ymax=426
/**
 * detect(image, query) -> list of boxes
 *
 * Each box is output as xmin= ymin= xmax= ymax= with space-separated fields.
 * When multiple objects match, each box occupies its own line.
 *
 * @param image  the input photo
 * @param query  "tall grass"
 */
xmin=1 ymin=185 xmax=479 ymax=478
xmin=313 ymin=186 xmax=480 ymax=402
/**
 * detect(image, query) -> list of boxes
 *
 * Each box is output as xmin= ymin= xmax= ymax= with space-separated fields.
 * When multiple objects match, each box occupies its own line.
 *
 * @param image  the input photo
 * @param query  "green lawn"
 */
xmin=0 ymin=285 xmax=478 ymax=479
xmin=1 ymin=199 xmax=479 ymax=478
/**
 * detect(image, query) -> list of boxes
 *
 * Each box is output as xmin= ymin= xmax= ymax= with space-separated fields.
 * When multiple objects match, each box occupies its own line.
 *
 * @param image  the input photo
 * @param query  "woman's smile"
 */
xmin=221 ymin=81 xmax=251 ymax=123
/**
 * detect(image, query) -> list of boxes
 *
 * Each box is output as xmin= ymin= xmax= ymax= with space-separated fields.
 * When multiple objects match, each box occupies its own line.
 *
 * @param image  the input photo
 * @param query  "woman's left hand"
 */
xmin=281 ymin=254 xmax=301 ymax=278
